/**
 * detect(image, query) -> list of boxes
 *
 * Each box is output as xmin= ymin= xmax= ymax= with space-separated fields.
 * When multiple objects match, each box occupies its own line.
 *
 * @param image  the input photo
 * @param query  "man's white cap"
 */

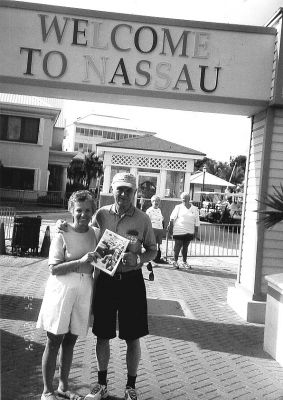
xmin=112 ymin=172 xmax=137 ymax=190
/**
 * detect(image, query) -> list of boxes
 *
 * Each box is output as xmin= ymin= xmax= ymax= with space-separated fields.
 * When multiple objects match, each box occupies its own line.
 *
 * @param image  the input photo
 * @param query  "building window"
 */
xmin=1 ymin=167 xmax=34 ymax=190
xmin=165 ymin=171 xmax=185 ymax=198
xmin=83 ymin=143 xmax=92 ymax=152
xmin=74 ymin=142 xmax=93 ymax=153
xmin=102 ymin=130 xmax=116 ymax=139
xmin=0 ymin=115 xmax=40 ymax=144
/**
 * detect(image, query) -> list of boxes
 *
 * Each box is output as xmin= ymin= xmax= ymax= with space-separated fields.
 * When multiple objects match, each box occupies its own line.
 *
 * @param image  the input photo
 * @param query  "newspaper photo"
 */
xmin=92 ymin=229 xmax=130 ymax=276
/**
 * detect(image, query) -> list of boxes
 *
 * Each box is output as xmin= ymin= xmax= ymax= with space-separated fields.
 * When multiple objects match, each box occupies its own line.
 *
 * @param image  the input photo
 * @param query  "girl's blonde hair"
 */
xmin=68 ymin=190 xmax=96 ymax=214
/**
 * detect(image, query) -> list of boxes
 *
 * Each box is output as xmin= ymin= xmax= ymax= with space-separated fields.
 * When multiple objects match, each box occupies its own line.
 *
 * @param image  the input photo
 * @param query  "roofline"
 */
xmin=72 ymin=121 xmax=156 ymax=134
xmin=0 ymin=101 xmax=61 ymax=122
xmin=76 ymin=113 xmax=131 ymax=122
xmin=265 ymin=7 xmax=283 ymax=27
xmin=97 ymin=145 xmax=205 ymax=159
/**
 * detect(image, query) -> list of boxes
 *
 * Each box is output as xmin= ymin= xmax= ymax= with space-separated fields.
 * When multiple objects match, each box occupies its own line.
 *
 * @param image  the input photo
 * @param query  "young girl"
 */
xmin=145 ymin=195 xmax=165 ymax=278
xmin=37 ymin=191 xmax=99 ymax=400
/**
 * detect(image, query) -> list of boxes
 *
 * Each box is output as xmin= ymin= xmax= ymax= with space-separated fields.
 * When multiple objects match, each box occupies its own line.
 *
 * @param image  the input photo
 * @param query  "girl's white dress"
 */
xmin=36 ymin=227 xmax=99 ymax=336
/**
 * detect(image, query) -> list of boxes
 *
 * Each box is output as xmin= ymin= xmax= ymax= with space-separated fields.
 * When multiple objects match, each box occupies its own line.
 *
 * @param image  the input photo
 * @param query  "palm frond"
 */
xmin=257 ymin=210 xmax=283 ymax=229
xmin=256 ymin=184 xmax=283 ymax=229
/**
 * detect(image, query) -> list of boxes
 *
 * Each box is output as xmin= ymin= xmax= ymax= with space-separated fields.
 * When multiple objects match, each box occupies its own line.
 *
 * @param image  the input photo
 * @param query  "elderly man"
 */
xmin=85 ymin=172 xmax=157 ymax=400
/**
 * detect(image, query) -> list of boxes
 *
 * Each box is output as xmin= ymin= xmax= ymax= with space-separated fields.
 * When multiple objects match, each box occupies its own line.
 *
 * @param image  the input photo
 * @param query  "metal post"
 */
xmin=202 ymin=164 xmax=207 ymax=203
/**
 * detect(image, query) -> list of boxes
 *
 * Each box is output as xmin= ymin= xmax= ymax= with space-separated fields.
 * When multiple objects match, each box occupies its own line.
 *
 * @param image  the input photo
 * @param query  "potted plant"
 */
xmin=257 ymin=183 xmax=283 ymax=367
xmin=257 ymin=183 xmax=283 ymax=229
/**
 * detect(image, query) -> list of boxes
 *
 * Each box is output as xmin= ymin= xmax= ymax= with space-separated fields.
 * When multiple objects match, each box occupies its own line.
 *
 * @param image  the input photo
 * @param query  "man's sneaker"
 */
xmin=124 ymin=386 xmax=138 ymax=400
xmin=182 ymin=262 xmax=191 ymax=269
xmin=84 ymin=384 xmax=108 ymax=400
xmin=41 ymin=393 xmax=58 ymax=400
xmin=173 ymin=261 xmax=179 ymax=269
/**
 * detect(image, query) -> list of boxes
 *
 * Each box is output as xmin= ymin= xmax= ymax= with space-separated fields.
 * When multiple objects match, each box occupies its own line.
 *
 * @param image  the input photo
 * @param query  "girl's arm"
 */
xmin=49 ymin=251 xmax=97 ymax=275
xmin=48 ymin=233 xmax=98 ymax=275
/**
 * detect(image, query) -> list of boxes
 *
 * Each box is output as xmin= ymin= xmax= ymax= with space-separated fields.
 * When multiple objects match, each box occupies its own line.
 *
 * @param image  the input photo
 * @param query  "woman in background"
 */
xmin=167 ymin=192 xmax=200 ymax=269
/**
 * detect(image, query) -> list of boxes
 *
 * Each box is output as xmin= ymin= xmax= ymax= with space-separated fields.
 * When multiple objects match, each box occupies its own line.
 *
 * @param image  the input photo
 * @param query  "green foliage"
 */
xmin=67 ymin=158 xmax=85 ymax=185
xmin=67 ymin=152 xmax=103 ymax=189
xmin=84 ymin=152 xmax=103 ymax=188
xmin=194 ymin=155 xmax=246 ymax=186
xmin=257 ymin=184 xmax=283 ymax=229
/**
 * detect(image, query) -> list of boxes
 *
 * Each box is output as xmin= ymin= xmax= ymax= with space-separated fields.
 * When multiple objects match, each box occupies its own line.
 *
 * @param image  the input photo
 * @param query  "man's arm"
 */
xmin=121 ymin=213 xmax=157 ymax=272
xmin=90 ymin=209 xmax=103 ymax=239
xmin=121 ymin=244 xmax=156 ymax=272
xmin=140 ymin=244 xmax=157 ymax=266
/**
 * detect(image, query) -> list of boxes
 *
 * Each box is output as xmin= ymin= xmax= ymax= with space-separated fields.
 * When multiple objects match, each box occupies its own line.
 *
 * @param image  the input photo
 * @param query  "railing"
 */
xmin=0 ymin=206 xmax=16 ymax=240
xmin=0 ymin=188 xmax=68 ymax=208
xmin=165 ymin=222 xmax=241 ymax=258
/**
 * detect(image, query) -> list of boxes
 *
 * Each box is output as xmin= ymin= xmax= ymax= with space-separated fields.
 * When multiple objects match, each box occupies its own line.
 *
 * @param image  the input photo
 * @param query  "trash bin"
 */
xmin=11 ymin=216 xmax=42 ymax=255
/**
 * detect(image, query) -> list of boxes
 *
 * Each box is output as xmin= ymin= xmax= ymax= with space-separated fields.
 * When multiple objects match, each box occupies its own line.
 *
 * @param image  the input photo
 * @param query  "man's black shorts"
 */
xmin=92 ymin=269 xmax=149 ymax=340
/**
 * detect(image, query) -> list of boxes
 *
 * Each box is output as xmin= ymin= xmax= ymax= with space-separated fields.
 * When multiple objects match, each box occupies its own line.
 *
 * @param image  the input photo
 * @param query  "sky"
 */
xmin=18 ymin=0 xmax=283 ymax=162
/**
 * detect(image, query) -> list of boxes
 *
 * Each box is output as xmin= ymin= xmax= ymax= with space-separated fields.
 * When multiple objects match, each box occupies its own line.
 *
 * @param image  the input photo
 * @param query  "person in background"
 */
xmin=85 ymin=172 xmax=156 ymax=400
xmin=37 ymin=191 xmax=99 ymax=400
xmin=146 ymin=195 xmax=165 ymax=269
xmin=167 ymin=192 xmax=200 ymax=269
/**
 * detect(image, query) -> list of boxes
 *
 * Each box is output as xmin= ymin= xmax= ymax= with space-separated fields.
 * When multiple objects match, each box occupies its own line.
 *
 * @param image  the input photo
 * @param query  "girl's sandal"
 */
xmin=57 ymin=389 xmax=83 ymax=400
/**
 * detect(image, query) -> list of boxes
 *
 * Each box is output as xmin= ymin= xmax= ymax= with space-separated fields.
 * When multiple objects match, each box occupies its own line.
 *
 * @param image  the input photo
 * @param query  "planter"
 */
xmin=264 ymin=273 xmax=283 ymax=366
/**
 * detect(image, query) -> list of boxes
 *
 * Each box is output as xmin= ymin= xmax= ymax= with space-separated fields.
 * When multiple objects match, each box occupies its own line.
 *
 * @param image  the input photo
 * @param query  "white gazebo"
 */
xmin=190 ymin=170 xmax=236 ymax=202
xmin=97 ymin=134 xmax=205 ymax=224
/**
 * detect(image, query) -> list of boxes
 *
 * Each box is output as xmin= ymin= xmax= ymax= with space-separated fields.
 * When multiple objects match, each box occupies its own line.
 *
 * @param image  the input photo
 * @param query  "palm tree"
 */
xmin=67 ymin=154 xmax=85 ymax=186
xmin=83 ymin=152 xmax=103 ymax=190
xmin=257 ymin=184 xmax=283 ymax=229
xmin=0 ymin=160 xmax=3 ymax=188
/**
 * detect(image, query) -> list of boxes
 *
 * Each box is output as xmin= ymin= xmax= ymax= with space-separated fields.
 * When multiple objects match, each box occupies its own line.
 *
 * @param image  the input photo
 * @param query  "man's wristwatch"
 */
xmin=136 ymin=254 xmax=141 ymax=266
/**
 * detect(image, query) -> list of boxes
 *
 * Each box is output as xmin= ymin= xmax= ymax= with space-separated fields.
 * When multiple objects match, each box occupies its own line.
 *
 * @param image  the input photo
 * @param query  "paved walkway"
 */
xmin=1 ymin=249 xmax=283 ymax=400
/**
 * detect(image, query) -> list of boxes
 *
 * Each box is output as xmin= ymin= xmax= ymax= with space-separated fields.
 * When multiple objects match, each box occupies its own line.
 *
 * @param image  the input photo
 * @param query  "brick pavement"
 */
xmin=1 ymin=254 xmax=283 ymax=400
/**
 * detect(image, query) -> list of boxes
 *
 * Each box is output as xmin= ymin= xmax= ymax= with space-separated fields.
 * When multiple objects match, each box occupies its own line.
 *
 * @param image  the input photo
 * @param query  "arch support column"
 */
xmin=61 ymin=167 xmax=67 ymax=198
xmin=184 ymin=172 xmax=191 ymax=193
xmin=227 ymin=107 xmax=283 ymax=323
xmin=159 ymin=169 xmax=167 ymax=197
xmin=102 ymin=165 xmax=111 ymax=193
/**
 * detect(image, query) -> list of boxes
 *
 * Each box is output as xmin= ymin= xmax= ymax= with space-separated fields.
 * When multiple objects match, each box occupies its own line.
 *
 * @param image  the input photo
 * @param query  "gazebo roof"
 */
xmin=97 ymin=134 xmax=205 ymax=157
xmin=190 ymin=171 xmax=235 ymax=187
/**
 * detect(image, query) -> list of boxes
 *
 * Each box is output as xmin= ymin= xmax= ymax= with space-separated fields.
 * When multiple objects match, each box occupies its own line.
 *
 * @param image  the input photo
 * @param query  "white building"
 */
xmin=63 ymin=113 xmax=156 ymax=155
xmin=0 ymin=93 xmax=75 ymax=200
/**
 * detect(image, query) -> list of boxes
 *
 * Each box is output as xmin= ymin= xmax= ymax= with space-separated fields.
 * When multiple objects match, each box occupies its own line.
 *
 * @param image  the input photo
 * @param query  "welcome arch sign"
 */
xmin=1 ymin=0 xmax=283 ymax=327
xmin=0 ymin=1 xmax=277 ymax=115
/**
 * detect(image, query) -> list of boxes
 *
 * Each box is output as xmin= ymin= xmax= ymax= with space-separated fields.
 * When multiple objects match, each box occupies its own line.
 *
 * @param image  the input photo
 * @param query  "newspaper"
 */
xmin=92 ymin=229 xmax=130 ymax=276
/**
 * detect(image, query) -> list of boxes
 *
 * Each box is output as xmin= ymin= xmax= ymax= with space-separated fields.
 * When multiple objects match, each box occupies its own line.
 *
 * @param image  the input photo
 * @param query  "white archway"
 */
xmin=1 ymin=1 xmax=283 ymax=324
